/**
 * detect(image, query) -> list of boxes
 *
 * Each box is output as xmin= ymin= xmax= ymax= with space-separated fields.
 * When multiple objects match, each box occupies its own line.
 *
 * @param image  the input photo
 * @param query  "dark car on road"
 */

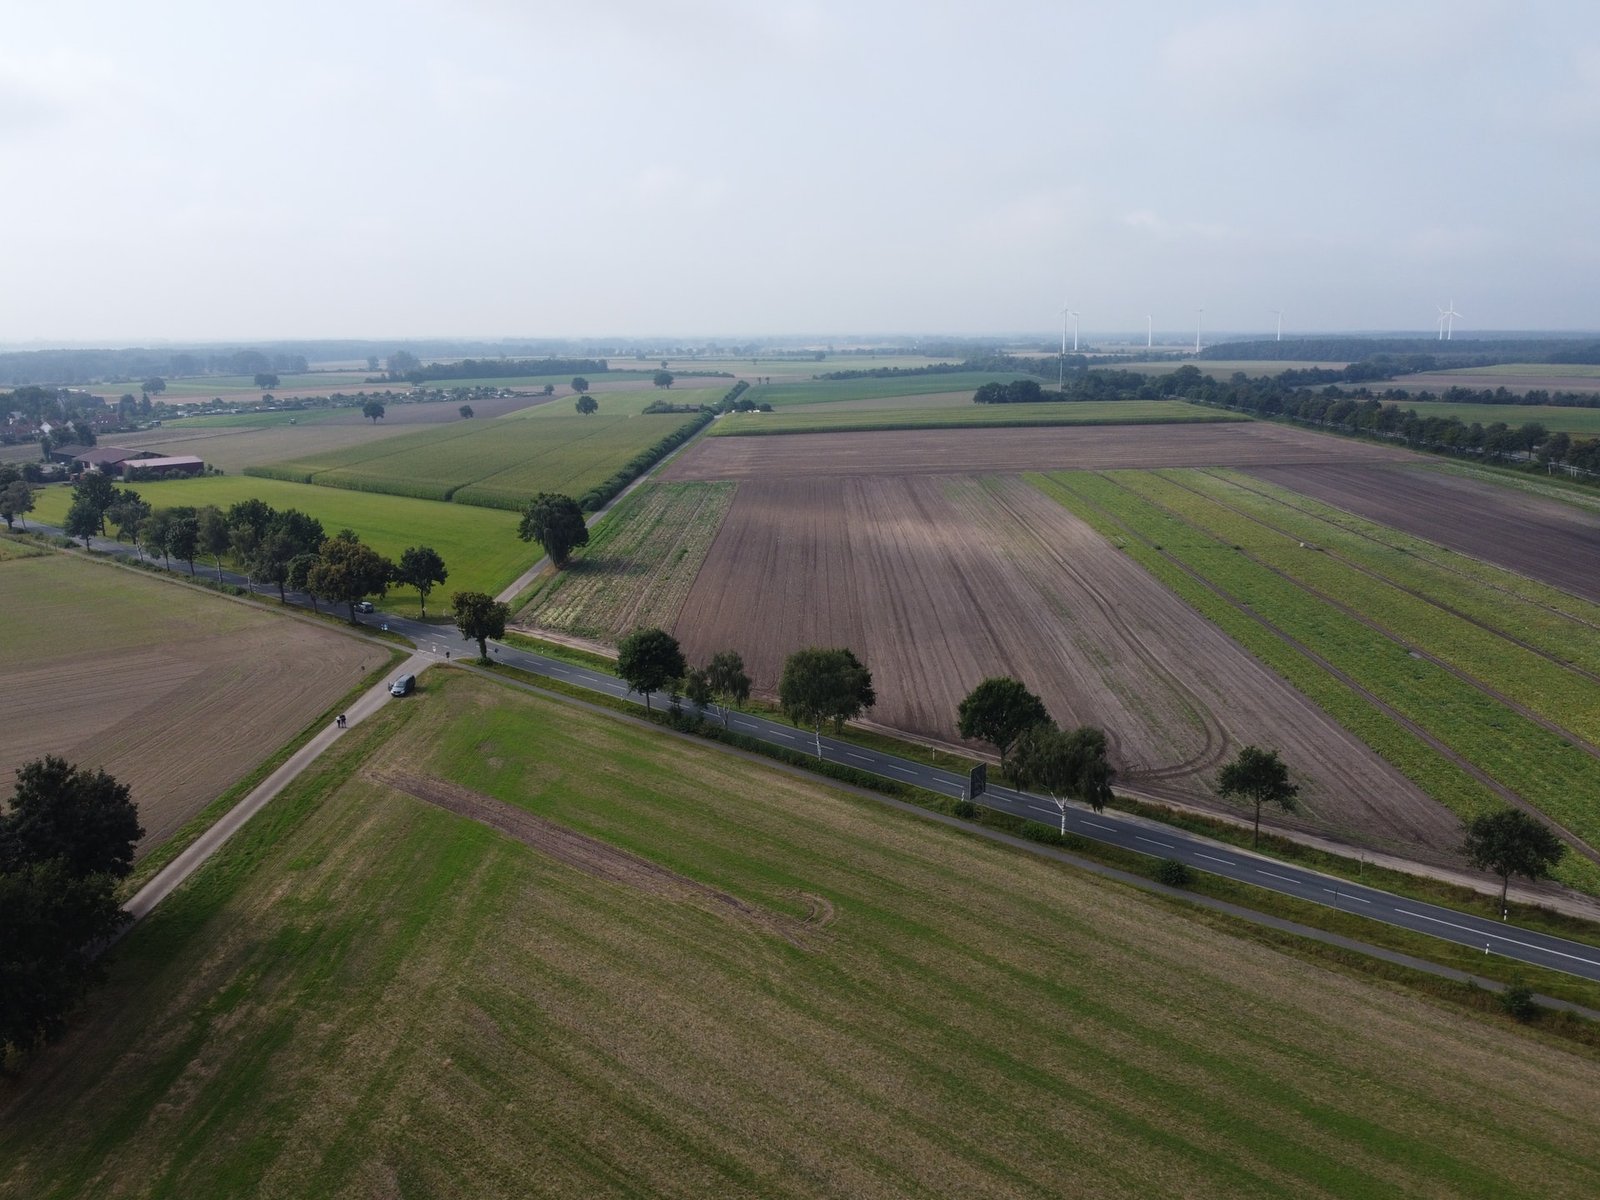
xmin=389 ymin=673 xmax=415 ymax=697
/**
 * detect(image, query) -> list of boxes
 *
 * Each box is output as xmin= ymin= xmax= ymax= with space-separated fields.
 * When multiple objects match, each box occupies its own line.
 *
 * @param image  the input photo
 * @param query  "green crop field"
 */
xmin=163 ymin=408 xmax=354 ymax=429
xmin=1032 ymin=469 xmax=1600 ymax=892
xmin=745 ymin=372 xmax=1034 ymax=408
xmin=251 ymin=389 xmax=715 ymax=509
xmin=711 ymin=399 xmax=1245 ymax=436
xmin=518 ymin=480 xmax=735 ymax=639
xmin=27 ymin=477 xmax=527 ymax=606
xmin=1428 ymin=462 xmax=1600 ymax=514
xmin=1381 ymin=400 xmax=1600 ymax=435
xmin=3 ymin=669 xmax=1595 ymax=1198
xmin=1116 ymin=360 xmax=1351 ymax=377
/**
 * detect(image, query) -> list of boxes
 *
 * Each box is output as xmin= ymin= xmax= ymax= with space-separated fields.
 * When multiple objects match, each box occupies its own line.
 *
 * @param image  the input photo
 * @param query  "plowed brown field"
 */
xmin=665 ymin=421 xmax=1417 ymax=481
xmin=1249 ymin=462 xmax=1600 ymax=604
xmin=673 ymin=473 xmax=1454 ymax=851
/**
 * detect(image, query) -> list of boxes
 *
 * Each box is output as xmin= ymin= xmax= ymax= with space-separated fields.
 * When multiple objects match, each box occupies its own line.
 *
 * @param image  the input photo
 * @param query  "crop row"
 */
xmin=1127 ymin=470 xmax=1600 ymax=748
xmin=525 ymin=481 xmax=734 ymax=640
xmin=1030 ymin=471 xmax=1600 ymax=892
xmin=1199 ymin=468 xmax=1600 ymax=650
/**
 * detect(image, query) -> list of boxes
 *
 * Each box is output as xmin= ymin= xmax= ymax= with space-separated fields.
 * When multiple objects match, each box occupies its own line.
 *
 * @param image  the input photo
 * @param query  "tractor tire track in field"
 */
xmin=1060 ymin=472 xmax=1600 ymax=868
xmin=972 ymin=477 xmax=1227 ymax=783
xmin=1207 ymin=468 xmax=1600 ymax=639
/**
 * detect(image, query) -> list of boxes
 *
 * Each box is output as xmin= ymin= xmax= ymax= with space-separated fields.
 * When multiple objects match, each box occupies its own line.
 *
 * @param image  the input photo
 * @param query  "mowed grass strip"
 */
xmin=710 ymin=399 xmax=1242 ymax=436
xmin=27 ymin=477 xmax=526 ymax=604
xmin=1034 ymin=470 xmax=1600 ymax=888
xmin=3 ymin=670 xmax=1598 ymax=1198
xmin=519 ymin=481 xmax=735 ymax=639
xmin=256 ymin=389 xmax=715 ymax=508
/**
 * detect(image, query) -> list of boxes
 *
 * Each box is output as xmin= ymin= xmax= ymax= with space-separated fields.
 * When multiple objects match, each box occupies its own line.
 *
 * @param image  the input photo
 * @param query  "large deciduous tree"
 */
xmin=1461 ymin=808 xmax=1566 ymax=918
xmin=197 ymin=505 xmax=232 ymax=582
xmin=0 ymin=479 xmax=35 ymax=530
xmin=64 ymin=496 xmax=100 ymax=548
xmin=395 ymin=545 xmax=448 ymax=617
xmin=1216 ymin=745 xmax=1299 ymax=847
xmin=575 ymin=394 xmax=598 ymax=415
xmin=1010 ymin=724 xmax=1115 ymax=830
xmin=308 ymin=529 xmax=393 ymax=622
xmin=956 ymin=677 xmax=1051 ymax=774
xmin=362 ymin=400 xmax=386 ymax=423
xmin=518 ymin=492 xmax=589 ymax=568
xmin=107 ymin=491 xmax=151 ymax=559
xmin=452 ymin=591 xmax=508 ymax=662
xmin=0 ymin=757 xmax=143 ymax=1056
xmin=779 ymin=646 xmax=875 ymax=758
xmin=571 ymin=376 xmax=589 ymax=394
xmin=72 ymin=471 xmax=118 ymax=535
xmin=653 ymin=370 xmax=674 ymax=389
xmin=617 ymin=628 xmax=687 ymax=713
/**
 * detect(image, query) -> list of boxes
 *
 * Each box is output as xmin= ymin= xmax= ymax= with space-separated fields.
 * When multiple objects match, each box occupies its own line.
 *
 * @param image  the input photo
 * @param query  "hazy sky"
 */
xmin=4 ymin=0 xmax=1598 ymax=341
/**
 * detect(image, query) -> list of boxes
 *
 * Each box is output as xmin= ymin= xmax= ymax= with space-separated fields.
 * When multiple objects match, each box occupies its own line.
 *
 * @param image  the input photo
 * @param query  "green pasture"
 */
xmin=1033 ymin=469 xmax=1600 ymax=892
xmin=162 ymin=408 xmax=354 ymax=429
xmin=91 ymin=373 xmax=371 ymax=399
xmin=1440 ymin=363 xmax=1600 ymax=380
xmin=746 ymin=371 xmax=1033 ymax=408
xmin=1382 ymin=400 xmax=1600 ymax=435
xmin=710 ymin=399 xmax=1245 ymax=436
xmin=251 ymin=390 xmax=714 ymax=509
xmin=3 ymin=670 xmax=1595 ymax=1197
xmin=28 ymin=477 xmax=528 ymax=605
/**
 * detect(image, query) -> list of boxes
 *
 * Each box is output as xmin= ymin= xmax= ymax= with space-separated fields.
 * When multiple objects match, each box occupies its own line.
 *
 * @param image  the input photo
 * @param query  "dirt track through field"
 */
xmin=1248 ymin=463 xmax=1600 ymax=604
xmin=673 ymin=474 xmax=1454 ymax=850
xmin=666 ymin=421 xmax=1418 ymax=481
xmin=375 ymin=770 xmax=827 ymax=948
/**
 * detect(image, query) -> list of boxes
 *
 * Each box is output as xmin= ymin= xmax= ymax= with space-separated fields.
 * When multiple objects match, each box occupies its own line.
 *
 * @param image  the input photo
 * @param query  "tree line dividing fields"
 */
xmin=516 ymin=481 xmax=735 ymax=641
xmin=5 ymin=670 xmax=1597 ymax=1196
xmin=249 ymin=389 xmax=717 ymax=509
xmin=1030 ymin=470 xmax=1600 ymax=893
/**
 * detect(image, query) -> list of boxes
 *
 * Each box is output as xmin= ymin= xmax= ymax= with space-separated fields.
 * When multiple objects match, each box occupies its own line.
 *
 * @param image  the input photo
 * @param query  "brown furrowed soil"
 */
xmin=672 ymin=474 xmax=1452 ymax=851
xmin=1249 ymin=462 xmax=1600 ymax=604
xmin=665 ymin=421 xmax=1417 ymax=481
xmin=0 ymin=554 xmax=388 ymax=851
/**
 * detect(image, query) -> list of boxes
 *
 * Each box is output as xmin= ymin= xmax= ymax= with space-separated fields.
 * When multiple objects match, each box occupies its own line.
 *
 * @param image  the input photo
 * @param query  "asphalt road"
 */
xmin=39 ymin=521 xmax=1600 ymax=983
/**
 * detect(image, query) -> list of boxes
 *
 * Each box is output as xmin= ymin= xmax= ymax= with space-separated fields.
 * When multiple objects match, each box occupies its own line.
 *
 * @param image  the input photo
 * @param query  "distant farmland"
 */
xmin=4 ymin=671 xmax=1595 ymax=1197
xmin=252 ymin=388 xmax=716 ymax=508
xmin=1380 ymin=399 xmax=1600 ymax=435
xmin=710 ymin=398 xmax=1243 ymax=436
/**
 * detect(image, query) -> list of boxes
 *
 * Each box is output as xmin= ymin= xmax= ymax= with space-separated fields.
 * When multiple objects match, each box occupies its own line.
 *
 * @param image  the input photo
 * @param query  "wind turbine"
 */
xmin=1146 ymin=314 xmax=1152 ymax=350
xmin=1441 ymin=299 xmax=1461 ymax=340
xmin=1272 ymin=308 xmax=1284 ymax=341
xmin=1059 ymin=303 xmax=1069 ymax=387
xmin=1069 ymin=309 xmax=1081 ymax=353
xmin=1195 ymin=307 xmax=1204 ymax=354
xmin=1436 ymin=309 xmax=1447 ymax=340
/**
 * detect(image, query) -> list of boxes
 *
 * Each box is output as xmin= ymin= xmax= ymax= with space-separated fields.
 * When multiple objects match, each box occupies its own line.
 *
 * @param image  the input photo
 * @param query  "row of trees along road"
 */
xmin=1 ymin=757 xmax=143 ymax=1057
xmin=57 ymin=473 xmax=449 ymax=620
xmin=0 ymin=462 xmax=37 ymax=529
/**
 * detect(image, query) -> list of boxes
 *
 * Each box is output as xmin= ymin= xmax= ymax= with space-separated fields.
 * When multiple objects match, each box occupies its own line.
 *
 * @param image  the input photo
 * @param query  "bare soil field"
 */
xmin=666 ymin=421 xmax=1417 ymax=481
xmin=1249 ymin=462 xmax=1600 ymax=604
xmin=0 ymin=554 xmax=388 ymax=851
xmin=673 ymin=474 xmax=1453 ymax=852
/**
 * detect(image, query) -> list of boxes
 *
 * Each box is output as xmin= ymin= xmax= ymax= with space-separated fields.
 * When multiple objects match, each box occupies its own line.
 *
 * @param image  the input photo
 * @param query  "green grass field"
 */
xmin=517 ymin=481 xmax=735 ymax=638
xmin=711 ymin=399 xmax=1245 ymax=436
xmin=162 ymin=408 xmax=354 ymax=429
xmin=1438 ymin=363 xmax=1600 ymax=380
xmin=253 ymin=388 xmax=716 ymax=508
xmin=1117 ymin=360 xmax=1351 ymax=377
xmin=1382 ymin=400 xmax=1600 ymax=435
xmin=745 ymin=372 xmax=1034 ymax=408
xmin=1032 ymin=469 xmax=1600 ymax=893
xmin=3 ymin=669 xmax=1595 ymax=1197
xmin=27 ymin=477 xmax=527 ymax=607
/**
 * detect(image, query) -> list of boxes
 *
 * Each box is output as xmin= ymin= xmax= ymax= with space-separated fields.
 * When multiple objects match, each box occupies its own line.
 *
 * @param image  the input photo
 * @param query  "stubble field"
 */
xmin=0 ymin=552 xmax=388 ymax=850
xmin=3 ymin=670 xmax=1594 ymax=1198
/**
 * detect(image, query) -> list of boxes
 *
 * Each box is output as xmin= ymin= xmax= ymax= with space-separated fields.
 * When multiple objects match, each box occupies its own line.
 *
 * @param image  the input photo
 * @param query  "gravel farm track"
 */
xmin=664 ymin=424 xmax=1473 ymax=855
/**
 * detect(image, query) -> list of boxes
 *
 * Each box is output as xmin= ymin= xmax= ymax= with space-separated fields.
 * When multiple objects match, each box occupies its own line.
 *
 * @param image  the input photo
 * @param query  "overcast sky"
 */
xmin=3 ymin=0 xmax=1597 ymax=343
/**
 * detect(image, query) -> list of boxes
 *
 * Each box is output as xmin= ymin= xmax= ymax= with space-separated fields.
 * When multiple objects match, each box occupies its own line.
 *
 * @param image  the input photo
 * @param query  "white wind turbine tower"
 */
xmin=1441 ymin=299 xmax=1461 ymax=340
xmin=1194 ymin=307 xmax=1204 ymax=354
xmin=1069 ymin=309 xmax=1081 ymax=353
xmin=1272 ymin=308 xmax=1284 ymax=341
xmin=1436 ymin=309 xmax=1447 ymax=340
xmin=1146 ymin=314 xmax=1152 ymax=349
xmin=1059 ymin=303 xmax=1070 ymax=387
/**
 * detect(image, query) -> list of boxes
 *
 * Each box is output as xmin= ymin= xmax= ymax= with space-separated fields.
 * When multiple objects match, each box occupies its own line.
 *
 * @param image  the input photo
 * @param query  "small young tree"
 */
xmin=459 ymin=404 xmax=474 ymax=419
xmin=1216 ymin=745 xmax=1299 ymax=847
xmin=395 ymin=545 xmax=448 ymax=617
xmin=575 ymin=394 xmax=599 ymax=415
xmin=107 ymin=492 xmax=151 ymax=559
xmin=778 ymin=646 xmax=875 ymax=758
xmin=683 ymin=666 xmax=713 ymax=712
xmin=617 ymin=627 xmax=687 ymax=713
xmin=451 ymin=591 xmax=508 ymax=662
xmin=956 ymin=676 xmax=1051 ymax=775
xmin=705 ymin=649 xmax=752 ymax=728
xmin=1010 ymin=724 xmax=1115 ymax=831
xmin=518 ymin=492 xmax=589 ymax=567
xmin=1461 ymin=808 xmax=1566 ymax=918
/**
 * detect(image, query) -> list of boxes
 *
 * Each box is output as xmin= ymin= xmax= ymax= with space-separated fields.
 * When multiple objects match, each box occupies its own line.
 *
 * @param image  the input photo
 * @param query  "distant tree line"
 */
xmin=0 ymin=348 xmax=307 ymax=387
xmin=1201 ymin=336 xmax=1600 ymax=366
xmin=374 ymin=357 xmax=611 ymax=385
